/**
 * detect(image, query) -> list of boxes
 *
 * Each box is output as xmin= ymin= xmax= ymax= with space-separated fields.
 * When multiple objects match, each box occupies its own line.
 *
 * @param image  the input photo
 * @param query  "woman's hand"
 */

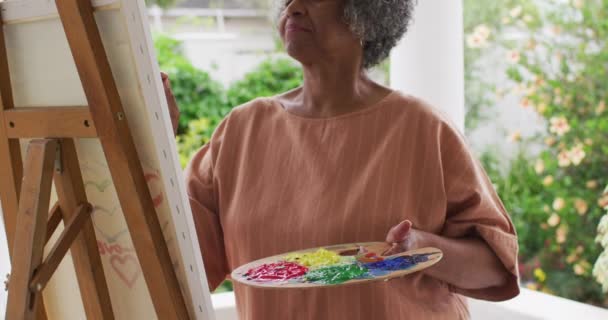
xmin=383 ymin=220 xmax=422 ymax=256
xmin=383 ymin=220 xmax=511 ymax=291
xmin=161 ymin=72 xmax=180 ymax=136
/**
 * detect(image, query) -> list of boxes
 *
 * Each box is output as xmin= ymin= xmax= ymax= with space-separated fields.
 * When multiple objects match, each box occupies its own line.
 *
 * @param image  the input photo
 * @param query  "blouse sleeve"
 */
xmin=184 ymin=119 xmax=230 ymax=291
xmin=439 ymin=121 xmax=520 ymax=301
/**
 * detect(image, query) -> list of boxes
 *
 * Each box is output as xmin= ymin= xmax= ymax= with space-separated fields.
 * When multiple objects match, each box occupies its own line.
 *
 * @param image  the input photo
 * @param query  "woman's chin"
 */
xmin=285 ymin=45 xmax=315 ymax=65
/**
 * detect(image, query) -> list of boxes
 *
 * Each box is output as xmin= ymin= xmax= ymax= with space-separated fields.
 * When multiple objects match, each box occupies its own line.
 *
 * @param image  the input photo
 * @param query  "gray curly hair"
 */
xmin=274 ymin=0 xmax=416 ymax=69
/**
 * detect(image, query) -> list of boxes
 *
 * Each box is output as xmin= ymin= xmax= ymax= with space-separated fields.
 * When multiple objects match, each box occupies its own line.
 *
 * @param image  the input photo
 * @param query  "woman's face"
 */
xmin=277 ymin=0 xmax=360 ymax=66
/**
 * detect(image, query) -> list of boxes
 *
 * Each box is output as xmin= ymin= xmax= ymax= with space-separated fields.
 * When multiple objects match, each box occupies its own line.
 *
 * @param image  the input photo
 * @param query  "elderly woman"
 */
xmin=163 ymin=0 xmax=520 ymax=319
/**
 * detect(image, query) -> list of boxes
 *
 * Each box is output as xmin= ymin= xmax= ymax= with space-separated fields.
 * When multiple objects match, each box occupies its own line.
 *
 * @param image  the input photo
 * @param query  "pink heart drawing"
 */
xmin=110 ymin=254 xmax=140 ymax=289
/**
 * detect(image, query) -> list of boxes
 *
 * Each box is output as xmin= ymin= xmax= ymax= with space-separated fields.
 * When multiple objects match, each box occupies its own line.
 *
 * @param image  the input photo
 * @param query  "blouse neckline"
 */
xmin=270 ymin=89 xmax=399 ymax=122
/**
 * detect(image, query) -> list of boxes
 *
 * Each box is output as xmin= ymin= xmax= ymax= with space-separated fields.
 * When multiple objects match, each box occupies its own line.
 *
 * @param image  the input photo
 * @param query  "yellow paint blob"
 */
xmin=285 ymin=248 xmax=344 ymax=268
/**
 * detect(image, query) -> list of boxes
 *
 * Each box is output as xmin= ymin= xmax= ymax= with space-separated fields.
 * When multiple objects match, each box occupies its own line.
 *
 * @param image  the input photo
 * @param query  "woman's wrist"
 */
xmin=412 ymin=229 xmax=436 ymax=249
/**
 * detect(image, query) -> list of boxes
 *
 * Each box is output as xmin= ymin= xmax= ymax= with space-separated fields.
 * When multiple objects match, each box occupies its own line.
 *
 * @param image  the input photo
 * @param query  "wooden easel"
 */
xmin=0 ymin=0 xmax=190 ymax=319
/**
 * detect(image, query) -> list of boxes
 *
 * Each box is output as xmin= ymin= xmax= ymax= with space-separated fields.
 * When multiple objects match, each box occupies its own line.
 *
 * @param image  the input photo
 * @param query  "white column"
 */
xmin=150 ymin=5 xmax=164 ymax=32
xmin=390 ymin=0 xmax=465 ymax=133
xmin=216 ymin=9 xmax=226 ymax=33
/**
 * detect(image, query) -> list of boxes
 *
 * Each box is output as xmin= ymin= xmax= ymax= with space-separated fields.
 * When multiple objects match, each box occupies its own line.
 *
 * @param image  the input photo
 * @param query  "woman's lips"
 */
xmin=285 ymin=23 xmax=312 ymax=33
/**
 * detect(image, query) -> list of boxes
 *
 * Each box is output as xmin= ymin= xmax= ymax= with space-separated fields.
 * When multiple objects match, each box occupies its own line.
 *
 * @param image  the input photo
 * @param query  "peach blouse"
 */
xmin=185 ymin=91 xmax=519 ymax=320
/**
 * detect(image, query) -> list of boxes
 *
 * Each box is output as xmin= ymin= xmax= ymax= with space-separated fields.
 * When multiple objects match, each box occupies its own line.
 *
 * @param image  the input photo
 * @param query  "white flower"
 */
xmin=597 ymin=214 xmax=608 ymax=242
xmin=586 ymin=180 xmax=599 ymax=189
xmin=574 ymin=263 xmax=585 ymax=275
xmin=537 ymin=103 xmax=548 ymax=114
xmin=554 ymin=95 xmax=563 ymax=104
xmin=510 ymin=6 xmax=523 ymax=18
xmin=535 ymin=160 xmax=545 ymax=174
xmin=556 ymin=225 xmax=568 ymax=244
xmin=507 ymin=50 xmax=521 ymax=64
xmin=549 ymin=116 xmax=571 ymax=136
xmin=474 ymin=24 xmax=491 ymax=39
xmin=467 ymin=24 xmax=491 ymax=49
xmin=558 ymin=151 xmax=571 ymax=167
xmin=574 ymin=198 xmax=588 ymax=215
xmin=467 ymin=34 xmax=486 ymax=48
xmin=569 ymin=145 xmax=586 ymax=165
xmin=548 ymin=213 xmax=561 ymax=227
xmin=567 ymin=74 xmax=576 ymax=82
xmin=520 ymin=98 xmax=533 ymax=109
xmin=552 ymin=25 xmax=562 ymax=36
xmin=553 ymin=198 xmax=566 ymax=211
xmin=594 ymin=252 xmax=608 ymax=292
xmin=599 ymin=194 xmax=608 ymax=209
xmin=508 ymin=130 xmax=522 ymax=142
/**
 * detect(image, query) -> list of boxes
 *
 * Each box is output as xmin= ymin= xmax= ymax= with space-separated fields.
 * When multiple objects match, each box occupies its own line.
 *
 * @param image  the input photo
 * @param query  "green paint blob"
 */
xmin=304 ymin=264 xmax=368 ymax=284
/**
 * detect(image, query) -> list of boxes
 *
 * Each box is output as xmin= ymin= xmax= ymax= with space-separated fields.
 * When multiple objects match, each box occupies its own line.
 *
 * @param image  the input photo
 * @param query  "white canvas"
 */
xmin=0 ymin=0 xmax=215 ymax=318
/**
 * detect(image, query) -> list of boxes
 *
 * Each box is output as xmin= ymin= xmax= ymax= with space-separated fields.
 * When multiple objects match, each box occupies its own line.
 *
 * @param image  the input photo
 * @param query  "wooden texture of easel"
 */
xmin=0 ymin=0 xmax=190 ymax=318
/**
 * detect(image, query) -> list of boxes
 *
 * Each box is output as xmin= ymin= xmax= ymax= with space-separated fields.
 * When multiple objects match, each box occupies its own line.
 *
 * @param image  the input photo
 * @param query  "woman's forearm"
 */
xmin=416 ymin=230 xmax=510 ymax=290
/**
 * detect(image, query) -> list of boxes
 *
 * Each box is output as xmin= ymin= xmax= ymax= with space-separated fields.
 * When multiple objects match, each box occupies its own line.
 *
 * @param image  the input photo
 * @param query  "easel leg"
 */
xmin=0 ymin=12 xmax=49 ymax=320
xmin=6 ymin=140 xmax=56 ymax=320
xmin=53 ymin=139 xmax=114 ymax=319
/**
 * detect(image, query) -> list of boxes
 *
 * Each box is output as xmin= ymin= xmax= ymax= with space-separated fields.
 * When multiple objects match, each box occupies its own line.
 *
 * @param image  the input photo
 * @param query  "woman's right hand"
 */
xmin=161 ymin=72 xmax=180 ymax=136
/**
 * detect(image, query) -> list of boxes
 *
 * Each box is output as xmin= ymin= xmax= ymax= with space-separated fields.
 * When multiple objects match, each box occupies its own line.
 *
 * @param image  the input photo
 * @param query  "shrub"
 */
xmin=154 ymin=33 xmax=228 ymax=135
xmin=594 ymin=185 xmax=608 ymax=293
xmin=173 ymin=55 xmax=303 ymax=167
xmin=469 ymin=0 xmax=608 ymax=305
xmin=176 ymin=118 xmax=212 ymax=168
xmin=226 ymin=57 xmax=303 ymax=108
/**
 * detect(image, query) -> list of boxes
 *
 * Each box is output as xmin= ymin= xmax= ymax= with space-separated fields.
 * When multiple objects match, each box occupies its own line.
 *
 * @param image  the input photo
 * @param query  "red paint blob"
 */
xmin=245 ymin=261 xmax=308 ymax=282
xmin=357 ymin=252 xmax=385 ymax=263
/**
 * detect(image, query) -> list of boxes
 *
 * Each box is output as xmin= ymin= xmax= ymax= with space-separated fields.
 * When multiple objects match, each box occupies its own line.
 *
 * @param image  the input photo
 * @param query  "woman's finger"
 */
xmin=386 ymin=220 xmax=412 ymax=243
xmin=159 ymin=72 xmax=179 ymax=135
xmin=160 ymin=72 xmax=171 ymax=90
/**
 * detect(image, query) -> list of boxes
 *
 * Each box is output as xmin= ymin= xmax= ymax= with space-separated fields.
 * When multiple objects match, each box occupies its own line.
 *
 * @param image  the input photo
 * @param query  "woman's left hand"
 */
xmin=382 ymin=220 xmax=511 ymax=290
xmin=161 ymin=72 xmax=180 ymax=136
xmin=383 ymin=220 xmax=423 ymax=256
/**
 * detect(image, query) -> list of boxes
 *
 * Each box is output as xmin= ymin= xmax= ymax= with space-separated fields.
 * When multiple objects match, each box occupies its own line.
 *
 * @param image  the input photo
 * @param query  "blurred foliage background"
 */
xmin=464 ymin=0 xmax=608 ymax=306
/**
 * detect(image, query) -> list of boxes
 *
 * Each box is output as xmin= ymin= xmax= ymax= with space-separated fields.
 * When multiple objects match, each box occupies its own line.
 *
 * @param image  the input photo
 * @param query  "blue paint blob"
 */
xmin=363 ymin=253 xmax=436 ymax=274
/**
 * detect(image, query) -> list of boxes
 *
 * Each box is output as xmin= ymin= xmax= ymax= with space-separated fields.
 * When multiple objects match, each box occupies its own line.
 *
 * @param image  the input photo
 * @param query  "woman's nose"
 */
xmin=285 ymin=0 xmax=305 ymax=17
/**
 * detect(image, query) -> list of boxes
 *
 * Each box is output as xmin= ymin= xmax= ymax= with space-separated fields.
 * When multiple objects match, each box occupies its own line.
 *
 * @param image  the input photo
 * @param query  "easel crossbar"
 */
xmin=31 ymin=203 xmax=94 ymax=292
xmin=45 ymin=203 xmax=63 ymax=244
xmin=2 ymin=107 xmax=97 ymax=138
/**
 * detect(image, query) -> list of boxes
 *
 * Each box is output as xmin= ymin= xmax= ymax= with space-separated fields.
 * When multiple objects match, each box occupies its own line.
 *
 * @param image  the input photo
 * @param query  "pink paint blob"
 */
xmin=245 ymin=261 xmax=308 ymax=282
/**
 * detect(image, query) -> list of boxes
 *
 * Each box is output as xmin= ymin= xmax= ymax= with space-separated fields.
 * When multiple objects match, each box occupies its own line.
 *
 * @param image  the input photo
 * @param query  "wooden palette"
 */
xmin=231 ymin=242 xmax=443 ymax=289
